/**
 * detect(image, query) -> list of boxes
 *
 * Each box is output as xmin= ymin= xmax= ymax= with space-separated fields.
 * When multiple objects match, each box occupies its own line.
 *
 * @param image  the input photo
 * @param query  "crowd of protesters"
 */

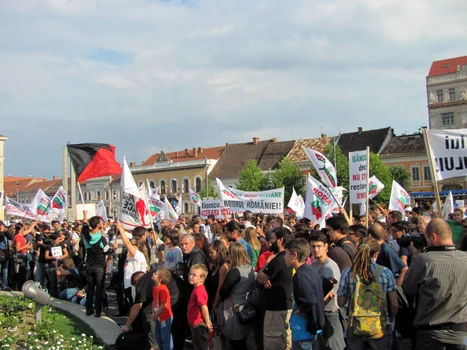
xmin=1 ymin=203 xmax=467 ymax=350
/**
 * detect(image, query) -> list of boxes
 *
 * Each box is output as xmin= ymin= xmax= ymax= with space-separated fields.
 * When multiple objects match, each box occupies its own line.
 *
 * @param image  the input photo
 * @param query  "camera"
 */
xmin=400 ymin=234 xmax=427 ymax=251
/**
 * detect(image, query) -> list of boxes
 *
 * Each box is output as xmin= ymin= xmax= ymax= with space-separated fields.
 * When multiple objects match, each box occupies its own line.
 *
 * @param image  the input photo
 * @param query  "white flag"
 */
xmin=189 ymin=188 xmax=202 ymax=207
xmin=175 ymin=194 xmax=183 ymax=215
xmin=388 ymin=180 xmax=410 ymax=215
xmin=50 ymin=186 xmax=67 ymax=222
xmin=442 ymin=191 xmax=454 ymax=220
xmin=31 ymin=189 xmax=52 ymax=222
xmin=119 ymin=158 xmax=151 ymax=229
xmin=287 ymin=188 xmax=305 ymax=219
xmin=96 ymin=200 xmax=108 ymax=222
xmin=302 ymin=147 xmax=337 ymax=188
xmin=368 ymin=176 xmax=385 ymax=199
xmin=305 ymin=174 xmax=339 ymax=227
xmin=164 ymin=196 xmax=179 ymax=222
xmin=121 ymin=157 xmax=140 ymax=198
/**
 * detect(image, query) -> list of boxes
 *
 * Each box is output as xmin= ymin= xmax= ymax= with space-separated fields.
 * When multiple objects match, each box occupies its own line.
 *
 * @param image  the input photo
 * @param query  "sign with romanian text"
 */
xmin=427 ymin=129 xmax=467 ymax=181
xmin=216 ymin=178 xmax=284 ymax=214
xmin=349 ymin=150 xmax=369 ymax=204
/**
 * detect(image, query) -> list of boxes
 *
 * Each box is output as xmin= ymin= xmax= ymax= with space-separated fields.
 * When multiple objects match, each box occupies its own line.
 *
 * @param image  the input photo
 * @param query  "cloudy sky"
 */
xmin=1 ymin=0 xmax=466 ymax=179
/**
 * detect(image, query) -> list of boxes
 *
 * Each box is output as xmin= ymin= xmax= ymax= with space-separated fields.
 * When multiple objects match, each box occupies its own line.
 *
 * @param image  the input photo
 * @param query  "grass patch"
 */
xmin=0 ymin=294 xmax=108 ymax=349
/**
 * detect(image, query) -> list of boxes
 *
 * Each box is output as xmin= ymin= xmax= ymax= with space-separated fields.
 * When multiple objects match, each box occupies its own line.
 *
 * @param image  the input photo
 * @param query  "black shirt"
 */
xmin=81 ymin=223 xmax=109 ymax=268
xmin=263 ymin=251 xmax=293 ymax=311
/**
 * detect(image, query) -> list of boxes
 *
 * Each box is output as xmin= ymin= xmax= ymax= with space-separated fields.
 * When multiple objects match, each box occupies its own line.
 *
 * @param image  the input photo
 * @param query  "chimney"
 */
xmin=175 ymin=151 xmax=179 ymax=157
xmin=193 ymin=147 xmax=198 ymax=157
xmin=129 ymin=162 xmax=136 ymax=167
xmin=198 ymin=147 xmax=203 ymax=153
xmin=358 ymin=127 xmax=363 ymax=134
xmin=53 ymin=176 xmax=58 ymax=180
xmin=185 ymin=148 xmax=189 ymax=157
xmin=270 ymin=137 xmax=277 ymax=143
xmin=226 ymin=143 xmax=229 ymax=146
xmin=253 ymin=137 xmax=259 ymax=145
xmin=321 ymin=134 xmax=327 ymax=139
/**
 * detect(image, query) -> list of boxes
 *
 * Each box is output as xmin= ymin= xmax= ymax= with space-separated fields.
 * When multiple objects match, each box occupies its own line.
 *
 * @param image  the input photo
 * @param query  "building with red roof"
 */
xmin=427 ymin=56 xmax=467 ymax=129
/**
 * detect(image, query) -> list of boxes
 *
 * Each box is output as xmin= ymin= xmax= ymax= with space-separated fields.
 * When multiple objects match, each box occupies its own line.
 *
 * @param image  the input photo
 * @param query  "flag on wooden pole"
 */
xmin=388 ymin=180 xmax=410 ymax=214
xmin=302 ymin=147 xmax=337 ymax=188
xmin=304 ymin=174 xmax=339 ymax=227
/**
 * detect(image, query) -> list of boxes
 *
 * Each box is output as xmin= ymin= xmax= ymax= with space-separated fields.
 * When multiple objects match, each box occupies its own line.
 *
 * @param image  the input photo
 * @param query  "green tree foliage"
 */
xmin=322 ymin=144 xmax=349 ymax=190
xmin=237 ymin=159 xmax=265 ymax=191
xmin=369 ymin=153 xmax=393 ymax=203
xmin=271 ymin=157 xmax=305 ymax=205
xmin=389 ymin=165 xmax=411 ymax=191
xmin=199 ymin=179 xmax=218 ymax=198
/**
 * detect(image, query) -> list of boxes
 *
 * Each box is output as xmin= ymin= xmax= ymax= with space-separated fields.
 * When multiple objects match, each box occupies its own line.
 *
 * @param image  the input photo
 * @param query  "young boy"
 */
xmin=152 ymin=268 xmax=173 ymax=350
xmin=187 ymin=264 xmax=212 ymax=350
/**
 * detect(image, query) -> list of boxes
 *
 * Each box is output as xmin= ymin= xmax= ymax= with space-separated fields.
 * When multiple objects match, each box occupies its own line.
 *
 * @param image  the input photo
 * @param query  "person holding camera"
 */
xmin=81 ymin=210 xmax=113 ymax=317
xmin=403 ymin=218 xmax=467 ymax=349
xmin=44 ymin=232 xmax=69 ymax=297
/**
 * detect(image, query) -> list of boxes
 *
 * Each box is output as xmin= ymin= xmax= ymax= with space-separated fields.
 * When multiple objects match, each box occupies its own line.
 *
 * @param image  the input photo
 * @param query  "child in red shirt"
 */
xmin=152 ymin=268 xmax=173 ymax=350
xmin=187 ymin=264 xmax=212 ymax=350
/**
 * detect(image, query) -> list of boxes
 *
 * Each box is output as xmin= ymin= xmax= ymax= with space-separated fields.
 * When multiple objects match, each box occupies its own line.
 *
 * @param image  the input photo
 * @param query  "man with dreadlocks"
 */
xmin=337 ymin=237 xmax=398 ymax=349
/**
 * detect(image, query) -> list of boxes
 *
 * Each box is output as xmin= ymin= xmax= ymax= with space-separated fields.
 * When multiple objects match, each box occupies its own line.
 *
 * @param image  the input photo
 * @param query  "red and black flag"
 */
xmin=67 ymin=143 xmax=122 ymax=183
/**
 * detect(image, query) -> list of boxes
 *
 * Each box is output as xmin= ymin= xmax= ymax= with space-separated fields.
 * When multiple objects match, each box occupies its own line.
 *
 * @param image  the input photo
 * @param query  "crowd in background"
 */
xmin=1 ymin=202 xmax=467 ymax=350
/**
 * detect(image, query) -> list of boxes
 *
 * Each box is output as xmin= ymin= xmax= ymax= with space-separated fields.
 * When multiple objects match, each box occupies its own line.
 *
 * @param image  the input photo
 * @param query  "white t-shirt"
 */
xmin=164 ymin=246 xmax=183 ymax=270
xmin=123 ymin=249 xmax=148 ymax=289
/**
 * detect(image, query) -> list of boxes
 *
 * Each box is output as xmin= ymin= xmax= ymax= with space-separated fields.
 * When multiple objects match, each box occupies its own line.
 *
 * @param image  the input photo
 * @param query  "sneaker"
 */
xmin=2 ymin=287 xmax=11 ymax=292
xmin=94 ymin=311 xmax=104 ymax=318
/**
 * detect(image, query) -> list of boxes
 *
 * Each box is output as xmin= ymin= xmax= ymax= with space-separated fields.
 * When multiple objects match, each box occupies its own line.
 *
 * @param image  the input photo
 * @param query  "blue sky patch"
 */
xmin=86 ymin=49 xmax=134 ymax=65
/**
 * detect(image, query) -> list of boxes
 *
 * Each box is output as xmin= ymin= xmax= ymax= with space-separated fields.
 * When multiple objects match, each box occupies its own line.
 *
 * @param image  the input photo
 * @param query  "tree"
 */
xmin=237 ymin=159 xmax=265 ymax=191
xmin=271 ymin=157 xmax=305 ymax=205
xmin=369 ymin=153 xmax=393 ymax=203
xmin=389 ymin=165 xmax=411 ymax=191
xmin=323 ymin=144 xmax=349 ymax=190
xmin=199 ymin=179 xmax=218 ymax=199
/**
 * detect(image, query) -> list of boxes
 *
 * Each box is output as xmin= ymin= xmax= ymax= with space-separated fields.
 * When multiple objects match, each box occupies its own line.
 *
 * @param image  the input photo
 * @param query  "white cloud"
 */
xmin=1 ymin=0 xmax=466 ymax=177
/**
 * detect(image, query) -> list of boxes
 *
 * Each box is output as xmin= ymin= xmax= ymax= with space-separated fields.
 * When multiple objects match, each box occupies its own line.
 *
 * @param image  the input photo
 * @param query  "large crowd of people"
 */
xmin=1 ymin=204 xmax=467 ymax=350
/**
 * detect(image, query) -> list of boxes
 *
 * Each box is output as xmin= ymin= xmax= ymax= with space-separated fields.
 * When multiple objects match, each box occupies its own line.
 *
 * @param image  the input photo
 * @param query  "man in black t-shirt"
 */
xmin=257 ymin=227 xmax=293 ymax=350
xmin=122 ymin=269 xmax=181 ymax=350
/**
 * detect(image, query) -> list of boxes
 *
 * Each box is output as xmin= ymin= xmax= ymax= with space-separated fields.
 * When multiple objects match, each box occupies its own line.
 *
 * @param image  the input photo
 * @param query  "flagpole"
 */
xmin=422 ymin=128 xmax=442 ymax=218
xmin=365 ymin=146 xmax=370 ymax=228
xmin=77 ymin=182 xmax=86 ymax=206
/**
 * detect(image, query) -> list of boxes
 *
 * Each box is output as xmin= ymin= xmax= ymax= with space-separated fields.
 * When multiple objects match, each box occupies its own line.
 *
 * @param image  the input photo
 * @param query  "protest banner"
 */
xmin=349 ymin=150 xmax=369 ymax=204
xmin=216 ymin=178 xmax=284 ymax=214
xmin=426 ymin=128 xmax=467 ymax=181
xmin=200 ymin=199 xmax=243 ymax=219
xmin=5 ymin=197 xmax=36 ymax=220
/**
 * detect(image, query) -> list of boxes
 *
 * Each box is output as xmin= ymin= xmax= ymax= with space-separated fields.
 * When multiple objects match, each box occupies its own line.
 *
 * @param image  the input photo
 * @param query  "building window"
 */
xmin=138 ymin=181 xmax=143 ymax=188
xmin=412 ymin=167 xmax=420 ymax=181
xmin=149 ymin=180 xmax=155 ymax=189
xmin=437 ymin=90 xmax=443 ymax=103
xmin=184 ymin=202 xmax=190 ymax=214
xmin=171 ymin=179 xmax=178 ymax=194
xmin=449 ymin=88 xmax=456 ymax=101
xmin=105 ymin=190 xmax=109 ymax=200
xmin=423 ymin=166 xmax=431 ymax=181
xmin=112 ymin=190 xmax=118 ymax=200
xmin=183 ymin=178 xmax=190 ymax=193
xmin=160 ymin=180 xmax=166 ymax=194
xmin=442 ymin=112 xmax=454 ymax=125
xmin=195 ymin=177 xmax=202 ymax=192
xmin=96 ymin=191 xmax=101 ymax=199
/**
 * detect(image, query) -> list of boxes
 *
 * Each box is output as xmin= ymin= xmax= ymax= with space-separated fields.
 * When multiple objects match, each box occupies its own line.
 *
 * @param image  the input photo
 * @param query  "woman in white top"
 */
xmin=115 ymin=223 xmax=149 ymax=305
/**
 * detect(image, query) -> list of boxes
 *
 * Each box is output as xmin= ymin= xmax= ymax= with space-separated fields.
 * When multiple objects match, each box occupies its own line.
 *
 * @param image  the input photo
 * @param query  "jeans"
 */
xmin=347 ymin=327 xmax=393 ymax=350
xmin=59 ymin=287 xmax=79 ymax=302
xmin=292 ymin=339 xmax=315 ymax=350
xmin=34 ymin=262 xmax=46 ymax=287
xmin=191 ymin=324 xmax=208 ymax=350
xmin=415 ymin=330 xmax=467 ymax=350
xmin=0 ymin=259 xmax=9 ymax=287
xmin=44 ymin=264 xmax=58 ymax=297
xmin=155 ymin=317 xmax=173 ymax=350
xmin=85 ymin=265 xmax=106 ymax=313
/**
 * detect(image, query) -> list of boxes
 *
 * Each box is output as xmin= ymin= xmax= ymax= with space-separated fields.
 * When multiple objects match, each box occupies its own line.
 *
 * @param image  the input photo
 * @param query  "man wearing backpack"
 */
xmin=326 ymin=215 xmax=357 ymax=273
xmin=337 ymin=237 xmax=398 ymax=350
xmin=403 ymin=218 xmax=467 ymax=350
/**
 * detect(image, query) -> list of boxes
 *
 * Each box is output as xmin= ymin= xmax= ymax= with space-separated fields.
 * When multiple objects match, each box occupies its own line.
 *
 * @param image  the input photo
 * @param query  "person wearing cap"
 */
xmin=0 ymin=221 xmax=13 ymax=291
xmin=404 ymin=206 xmax=413 ymax=221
